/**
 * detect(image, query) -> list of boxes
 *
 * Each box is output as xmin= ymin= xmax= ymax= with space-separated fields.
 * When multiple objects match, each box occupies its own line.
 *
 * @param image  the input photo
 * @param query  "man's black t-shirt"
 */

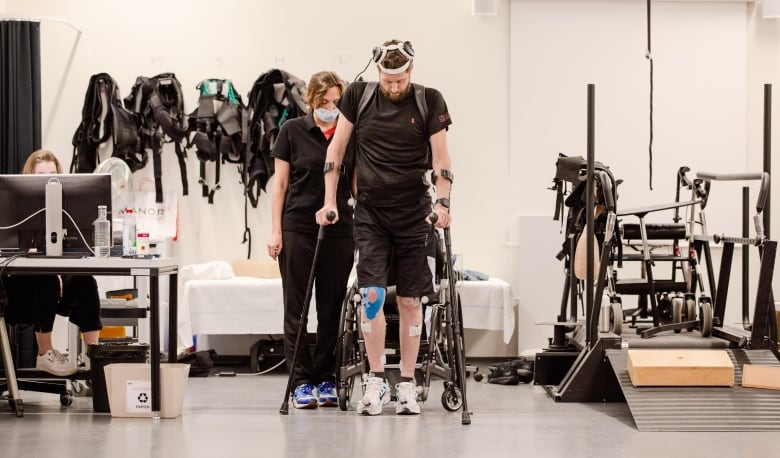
xmin=271 ymin=113 xmax=353 ymax=237
xmin=339 ymin=81 xmax=452 ymax=207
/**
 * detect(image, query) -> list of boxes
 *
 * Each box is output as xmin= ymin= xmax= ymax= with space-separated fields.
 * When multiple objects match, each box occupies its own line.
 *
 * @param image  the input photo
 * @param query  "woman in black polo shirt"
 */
xmin=267 ymin=71 xmax=355 ymax=409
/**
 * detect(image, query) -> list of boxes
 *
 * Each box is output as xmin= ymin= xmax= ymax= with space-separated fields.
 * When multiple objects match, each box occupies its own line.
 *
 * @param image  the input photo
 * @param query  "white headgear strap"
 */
xmin=376 ymin=44 xmax=413 ymax=75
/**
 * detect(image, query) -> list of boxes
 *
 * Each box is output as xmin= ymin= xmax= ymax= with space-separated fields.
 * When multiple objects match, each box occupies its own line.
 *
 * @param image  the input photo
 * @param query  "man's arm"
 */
xmin=316 ymin=116 xmax=354 ymax=225
xmin=430 ymin=129 xmax=452 ymax=228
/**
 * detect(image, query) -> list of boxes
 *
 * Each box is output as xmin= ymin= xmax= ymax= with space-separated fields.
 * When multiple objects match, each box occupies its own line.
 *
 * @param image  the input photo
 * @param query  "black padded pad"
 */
xmin=622 ymin=223 xmax=685 ymax=240
xmin=614 ymin=279 xmax=688 ymax=295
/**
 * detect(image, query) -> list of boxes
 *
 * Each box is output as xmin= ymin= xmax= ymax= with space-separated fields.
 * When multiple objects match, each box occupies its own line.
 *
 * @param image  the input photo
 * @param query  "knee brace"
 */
xmin=360 ymin=286 xmax=386 ymax=320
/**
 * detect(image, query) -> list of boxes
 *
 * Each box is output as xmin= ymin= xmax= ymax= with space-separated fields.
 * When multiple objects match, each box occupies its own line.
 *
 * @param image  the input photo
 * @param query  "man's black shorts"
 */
xmin=354 ymin=197 xmax=435 ymax=298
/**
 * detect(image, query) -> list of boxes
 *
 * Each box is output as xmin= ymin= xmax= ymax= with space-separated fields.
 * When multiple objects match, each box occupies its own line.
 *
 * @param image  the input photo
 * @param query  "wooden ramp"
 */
xmin=606 ymin=348 xmax=780 ymax=431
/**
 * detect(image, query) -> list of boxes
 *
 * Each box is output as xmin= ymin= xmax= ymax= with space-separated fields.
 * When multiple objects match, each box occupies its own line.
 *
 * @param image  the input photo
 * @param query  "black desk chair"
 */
xmin=0 ymin=278 xmax=88 ymax=417
xmin=0 ymin=320 xmax=79 ymax=416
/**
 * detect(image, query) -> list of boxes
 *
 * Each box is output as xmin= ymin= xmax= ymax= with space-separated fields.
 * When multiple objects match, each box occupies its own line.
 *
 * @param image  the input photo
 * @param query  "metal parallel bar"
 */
xmin=701 ymin=241 xmax=717 ymax=299
xmin=559 ymin=268 xmax=570 ymax=321
xmin=696 ymin=172 xmax=764 ymax=181
xmin=568 ymin=235 xmax=578 ymax=322
xmin=638 ymin=216 xmax=662 ymax=328
xmin=693 ymin=234 xmax=761 ymax=246
xmin=743 ymin=187 xmax=752 ymax=330
xmin=751 ymin=240 xmax=776 ymax=349
xmin=586 ymin=84 xmax=596 ymax=347
xmin=713 ymin=242 xmax=734 ymax=325
xmin=591 ymin=217 xmax=614 ymax=336
xmin=764 ymin=84 xmax=771 ymax=239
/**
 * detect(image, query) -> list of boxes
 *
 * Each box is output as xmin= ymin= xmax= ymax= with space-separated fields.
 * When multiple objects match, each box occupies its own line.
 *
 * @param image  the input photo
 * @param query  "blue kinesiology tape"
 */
xmin=361 ymin=286 xmax=386 ymax=320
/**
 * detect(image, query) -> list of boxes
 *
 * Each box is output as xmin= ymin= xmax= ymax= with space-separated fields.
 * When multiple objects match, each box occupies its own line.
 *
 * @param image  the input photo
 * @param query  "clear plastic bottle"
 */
xmin=93 ymin=205 xmax=111 ymax=258
xmin=123 ymin=208 xmax=137 ymax=256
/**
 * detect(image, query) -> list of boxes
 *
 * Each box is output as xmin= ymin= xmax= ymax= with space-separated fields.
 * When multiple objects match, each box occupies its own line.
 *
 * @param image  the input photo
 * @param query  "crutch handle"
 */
xmin=317 ymin=211 xmax=337 ymax=240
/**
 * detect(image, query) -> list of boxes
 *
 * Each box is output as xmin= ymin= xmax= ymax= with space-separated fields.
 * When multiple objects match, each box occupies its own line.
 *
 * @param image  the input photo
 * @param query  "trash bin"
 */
xmin=87 ymin=342 xmax=149 ymax=413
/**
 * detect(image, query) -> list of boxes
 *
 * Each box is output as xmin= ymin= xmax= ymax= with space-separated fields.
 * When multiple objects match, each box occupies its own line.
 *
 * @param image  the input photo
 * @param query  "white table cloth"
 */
xmin=458 ymin=278 xmax=518 ymax=343
xmin=186 ymin=276 xmax=516 ymax=343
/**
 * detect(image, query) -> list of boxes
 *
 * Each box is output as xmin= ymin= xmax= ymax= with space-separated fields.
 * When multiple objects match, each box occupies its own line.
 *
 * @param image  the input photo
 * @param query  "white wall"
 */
xmin=508 ymin=0 xmax=778 ymax=352
xmin=3 ymin=0 xmax=510 ymax=271
xmin=5 ymin=0 xmax=780 ymax=356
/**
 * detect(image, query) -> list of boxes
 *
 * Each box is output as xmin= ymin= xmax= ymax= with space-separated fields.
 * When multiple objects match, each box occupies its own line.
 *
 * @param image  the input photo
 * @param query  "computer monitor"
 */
xmin=0 ymin=173 xmax=112 ymax=255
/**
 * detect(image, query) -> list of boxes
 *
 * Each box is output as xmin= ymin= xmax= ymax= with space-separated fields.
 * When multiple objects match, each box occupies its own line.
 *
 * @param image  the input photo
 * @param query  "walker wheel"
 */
xmin=610 ymin=301 xmax=623 ymax=336
xmin=685 ymin=298 xmax=697 ymax=332
xmin=338 ymin=387 xmax=349 ymax=411
xmin=671 ymin=296 xmax=683 ymax=333
xmin=60 ymin=391 xmax=73 ymax=406
xmin=441 ymin=385 xmax=463 ymax=411
xmin=658 ymin=297 xmax=673 ymax=324
xmin=699 ymin=299 xmax=713 ymax=337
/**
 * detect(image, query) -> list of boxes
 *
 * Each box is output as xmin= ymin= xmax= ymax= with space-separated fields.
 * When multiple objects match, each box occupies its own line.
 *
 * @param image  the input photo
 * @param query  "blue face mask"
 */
xmin=314 ymin=107 xmax=339 ymax=123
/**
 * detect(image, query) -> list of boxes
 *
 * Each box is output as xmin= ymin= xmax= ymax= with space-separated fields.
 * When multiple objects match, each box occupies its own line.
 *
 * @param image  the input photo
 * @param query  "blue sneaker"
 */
xmin=293 ymin=384 xmax=318 ymax=409
xmin=317 ymin=381 xmax=338 ymax=407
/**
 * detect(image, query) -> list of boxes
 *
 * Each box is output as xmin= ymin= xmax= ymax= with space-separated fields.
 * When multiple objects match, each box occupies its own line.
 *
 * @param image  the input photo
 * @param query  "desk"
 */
xmin=0 ymin=256 xmax=178 ymax=418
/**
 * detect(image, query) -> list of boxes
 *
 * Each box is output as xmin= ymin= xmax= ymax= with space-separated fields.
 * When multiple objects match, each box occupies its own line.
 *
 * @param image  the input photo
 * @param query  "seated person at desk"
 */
xmin=0 ymin=150 xmax=102 ymax=376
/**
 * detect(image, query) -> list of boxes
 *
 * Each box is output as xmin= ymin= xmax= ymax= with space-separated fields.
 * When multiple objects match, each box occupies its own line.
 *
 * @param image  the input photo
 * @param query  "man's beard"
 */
xmin=380 ymin=84 xmax=411 ymax=102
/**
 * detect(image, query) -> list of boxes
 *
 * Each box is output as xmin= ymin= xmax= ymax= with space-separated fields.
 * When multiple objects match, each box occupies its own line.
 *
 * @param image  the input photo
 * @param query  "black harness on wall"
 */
xmin=245 ymin=69 xmax=308 ymax=207
xmin=187 ymin=78 xmax=247 ymax=204
xmin=71 ymin=73 xmax=146 ymax=175
xmin=124 ymin=73 xmax=189 ymax=203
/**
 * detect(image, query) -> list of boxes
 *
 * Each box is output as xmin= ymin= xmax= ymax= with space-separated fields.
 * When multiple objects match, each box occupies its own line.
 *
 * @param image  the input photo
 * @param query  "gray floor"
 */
xmin=2 ymin=363 xmax=779 ymax=458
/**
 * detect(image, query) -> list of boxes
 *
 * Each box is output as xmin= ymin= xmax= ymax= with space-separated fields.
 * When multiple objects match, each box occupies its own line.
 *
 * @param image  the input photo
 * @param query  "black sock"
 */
xmin=371 ymin=371 xmax=385 ymax=380
xmin=401 ymin=376 xmax=414 ymax=383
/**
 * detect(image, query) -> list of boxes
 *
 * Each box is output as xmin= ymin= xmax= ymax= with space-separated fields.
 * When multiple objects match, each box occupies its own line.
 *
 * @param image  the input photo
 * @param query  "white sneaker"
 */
xmin=36 ymin=349 xmax=77 ymax=376
xmin=395 ymin=381 xmax=421 ymax=415
xmin=356 ymin=376 xmax=390 ymax=416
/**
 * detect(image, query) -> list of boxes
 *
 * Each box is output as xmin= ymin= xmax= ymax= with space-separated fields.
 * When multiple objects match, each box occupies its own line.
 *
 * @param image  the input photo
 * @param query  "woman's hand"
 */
xmin=267 ymin=234 xmax=283 ymax=260
xmin=316 ymin=207 xmax=339 ymax=225
xmin=432 ymin=204 xmax=451 ymax=228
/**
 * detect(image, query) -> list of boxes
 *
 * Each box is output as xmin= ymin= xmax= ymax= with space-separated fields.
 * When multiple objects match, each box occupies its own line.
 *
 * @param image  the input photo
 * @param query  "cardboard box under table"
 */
xmin=103 ymin=363 xmax=190 ymax=418
xmin=626 ymin=349 xmax=735 ymax=387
